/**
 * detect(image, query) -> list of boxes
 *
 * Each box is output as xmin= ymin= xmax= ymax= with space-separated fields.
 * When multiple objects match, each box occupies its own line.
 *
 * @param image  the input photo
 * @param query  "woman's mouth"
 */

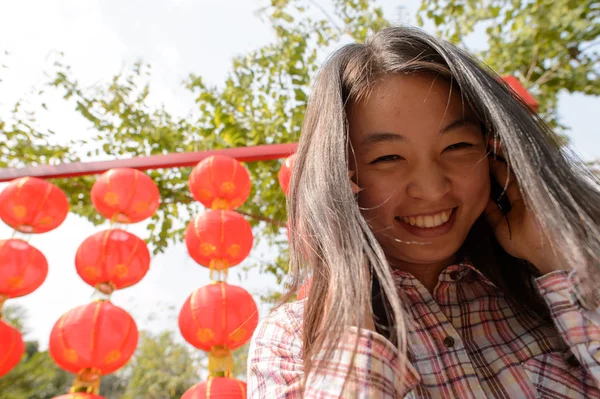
xmin=397 ymin=208 xmax=454 ymax=228
xmin=394 ymin=208 xmax=457 ymax=238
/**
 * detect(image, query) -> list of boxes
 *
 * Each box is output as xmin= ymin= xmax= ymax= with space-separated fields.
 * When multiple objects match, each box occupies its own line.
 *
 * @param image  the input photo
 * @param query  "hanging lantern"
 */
xmin=49 ymin=300 xmax=138 ymax=379
xmin=501 ymin=76 xmax=538 ymax=112
xmin=182 ymin=377 xmax=247 ymax=399
xmin=185 ymin=210 xmax=253 ymax=271
xmin=188 ymin=155 xmax=251 ymax=210
xmin=0 ymin=239 xmax=48 ymax=299
xmin=75 ymin=229 xmax=150 ymax=293
xmin=0 ymin=177 xmax=69 ymax=233
xmin=90 ymin=168 xmax=160 ymax=223
xmin=0 ymin=319 xmax=25 ymax=377
xmin=277 ymin=153 xmax=296 ymax=196
xmin=52 ymin=394 xmax=106 ymax=399
xmin=297 ymin=278 xmax=311 ymax=301
xmin=178 ymin=282 xmax=258 ymax=352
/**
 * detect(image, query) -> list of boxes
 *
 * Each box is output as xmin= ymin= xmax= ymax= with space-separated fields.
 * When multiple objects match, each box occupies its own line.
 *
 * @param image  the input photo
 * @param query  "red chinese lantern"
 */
xmin=90 ymin=168 xmax=160 ymax=223
xmin=185 ymin=210 xmax=253 ymax=270
xmin=0 ymin=177 xmax=69 ymax=233
xmin=75 ymin=229 xmax=150 ymax=292
xmin=501 ymin=76 xmax=538 ymax=112
xmin=49 ymin=300 xmax=138 ymax=376
xmin=182 ymin=377 xmax=247 ymax=399
xmin=297 ymin=278 xmax=312 ymax=301
xmin=52 ymin=394 xmax=106 ymax=399
xmin=277 ymin=153 xmax=296 ymax=196
xmin=178 ymin=282 xmax=258 ymax=351
xmin=0 ymin=319 xmax=25 ymax=377
xmin=188 ymin=155 xmax=251 ymax=210
xmin=0 ymin=239 xmax=48 ymax=298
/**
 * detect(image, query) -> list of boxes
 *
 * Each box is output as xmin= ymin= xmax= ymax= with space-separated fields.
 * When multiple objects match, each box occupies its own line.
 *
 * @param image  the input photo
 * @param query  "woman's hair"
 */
xmin=283 ymin=26 xmax=600 ymax=385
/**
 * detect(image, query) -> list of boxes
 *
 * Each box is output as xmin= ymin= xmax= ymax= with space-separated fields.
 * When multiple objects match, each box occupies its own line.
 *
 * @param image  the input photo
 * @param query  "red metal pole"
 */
xmin=0 ymin=143 xmax=298 ymax=182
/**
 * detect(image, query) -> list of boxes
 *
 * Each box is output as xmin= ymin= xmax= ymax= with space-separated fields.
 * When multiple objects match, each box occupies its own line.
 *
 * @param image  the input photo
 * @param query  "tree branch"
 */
xmin=237 ymin=209 xmax=286 ymax=228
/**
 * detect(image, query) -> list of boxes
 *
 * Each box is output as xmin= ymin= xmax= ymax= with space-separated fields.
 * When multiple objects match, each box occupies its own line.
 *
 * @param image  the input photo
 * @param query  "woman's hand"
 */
xmin=484 ymin=139 xmax=563 ymax=274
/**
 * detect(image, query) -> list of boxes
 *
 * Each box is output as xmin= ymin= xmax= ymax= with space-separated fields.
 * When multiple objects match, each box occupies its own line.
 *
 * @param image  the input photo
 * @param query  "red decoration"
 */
xmin=49 ymin=300 xmax=138 ymax=375
xmin=178 ymin=282 xmax=258 ymax=351
xmin=501 ymin=76 xmax=538 ymax=112
xmin=0 ymin=319 xmax=25 ymax=377
xmin=188 ymin=155 xmax=251 ymax=210
xmin=297 ymin=278 xmax=312 ymax=301
xmin=90 ymin=168 xmax=160 ymax=223
xmin=52 ymin=394 xmax=105 ymax=399
xmin=75 ymin=229 xmax=150 ymax=292
xmin=0 ymin=239 xmax=48 ymax=298
xmin=0 ymin=177 xmax=69 ymax=233
xmin=277 ymin=153 xmax=296 ymax=196
xmin=182 ymin=377 xmax=247 ymax=399
xmin=185 ymin=210 xmax=253 ymax=270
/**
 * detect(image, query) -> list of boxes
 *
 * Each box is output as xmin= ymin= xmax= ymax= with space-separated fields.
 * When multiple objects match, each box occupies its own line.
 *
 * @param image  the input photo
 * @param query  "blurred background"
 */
xmin=0 ymin=0 xmax=598 ymax=397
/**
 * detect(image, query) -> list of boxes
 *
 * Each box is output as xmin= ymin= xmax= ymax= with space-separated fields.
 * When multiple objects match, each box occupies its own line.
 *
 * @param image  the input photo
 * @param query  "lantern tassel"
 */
xmin=208 ymin=346 xmax=233 ymax=377
xmin=70 ymin=368 xmax=101 ymax=394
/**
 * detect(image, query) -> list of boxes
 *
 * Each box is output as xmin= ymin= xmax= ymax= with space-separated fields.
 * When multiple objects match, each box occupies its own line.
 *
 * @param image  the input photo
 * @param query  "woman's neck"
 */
xmin=388 ymin=256 xmax=457 ymax=293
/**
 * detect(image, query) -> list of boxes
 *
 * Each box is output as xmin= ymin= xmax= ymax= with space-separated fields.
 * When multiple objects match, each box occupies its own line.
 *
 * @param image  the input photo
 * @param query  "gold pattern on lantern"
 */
xmin=104 ymin=350 xmax=121 ymax=364
xmin=211 ymin=198 xmax=229 ymax=210
xmin=104 ymin=192 xmax=119 ymax=206
xmin=85 ymin=267 xmax=100 ymax=279
xmin=200 ymin=243 xmax=216 ymax=256
xmin=196 ymin=328 xmax=215 ymax=342
xmin=38 ymin=216 xmax=53 ymax=225
xmin=226 ymin=244 xmax=241 ymax=257
xmin=64 ymin=348 xmax=79 ymax=363
xmin=209 ymin=259 xmax=229 ymax=270
xmin=230 ymin=328 xmax=246 ymax=342
xmin=7 ymin=276 xmax=23 ymax=289
xmin=133 ymin=201 xmax=148 ymax=213
xmin=115 ymin=264 xmax=129 ymax=278
xmin=220 ymin=181 xmax=235 ymax=194
xmin=13 ymin=205 xmax=27 ymax=219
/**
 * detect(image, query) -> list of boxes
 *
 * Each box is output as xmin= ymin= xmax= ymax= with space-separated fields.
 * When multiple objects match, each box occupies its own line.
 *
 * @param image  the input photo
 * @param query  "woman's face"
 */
xmin=348 ymin=73 xmax=490 ymax=268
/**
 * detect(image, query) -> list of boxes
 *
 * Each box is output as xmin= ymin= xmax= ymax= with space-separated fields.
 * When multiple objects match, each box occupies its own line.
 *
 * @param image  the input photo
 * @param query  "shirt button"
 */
xmin=566 ymin=353 xmax=581 ymax=367
xmin=449 ymin=271 xmax=461 ymax=281
xmin=443 ymin=336 xmax=455 ymax=348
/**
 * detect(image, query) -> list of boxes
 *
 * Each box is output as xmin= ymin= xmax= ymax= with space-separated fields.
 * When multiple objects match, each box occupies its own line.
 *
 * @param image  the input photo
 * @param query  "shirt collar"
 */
xmin=391 ymin=261 xmax=498 ymax=288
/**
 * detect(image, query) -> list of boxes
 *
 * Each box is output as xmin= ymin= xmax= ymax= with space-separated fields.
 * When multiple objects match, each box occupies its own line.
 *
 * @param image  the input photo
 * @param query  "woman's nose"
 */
xmin=405 ymin=163 xmax=451 ymax=201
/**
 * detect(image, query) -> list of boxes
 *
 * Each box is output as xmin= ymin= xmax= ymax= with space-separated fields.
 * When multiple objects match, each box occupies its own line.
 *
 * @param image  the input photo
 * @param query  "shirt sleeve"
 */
xmin=535 ymin=270 xmax=600 ymax=386
xmin=247 ymin=302 xmax=420 ymax=398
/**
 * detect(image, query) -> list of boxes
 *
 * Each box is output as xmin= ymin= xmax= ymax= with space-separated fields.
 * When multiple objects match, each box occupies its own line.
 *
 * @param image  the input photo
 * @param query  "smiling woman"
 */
xmin=247 ymin=26 xmax=600 ymax=398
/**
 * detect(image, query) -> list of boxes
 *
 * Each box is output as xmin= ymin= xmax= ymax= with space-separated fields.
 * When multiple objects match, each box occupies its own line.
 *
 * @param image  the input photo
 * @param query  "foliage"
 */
xmin=418 ymin=0 xmax=600 ymax=129
xmin=118 ymin=330 xmax=201 ymax=399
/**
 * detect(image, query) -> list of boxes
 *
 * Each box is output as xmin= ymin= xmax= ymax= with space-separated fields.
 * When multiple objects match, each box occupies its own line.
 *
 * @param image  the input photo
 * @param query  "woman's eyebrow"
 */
xmin=360 ymin=132 xmax=404 ymax=148
xmin=440 ymin=118 xmax=479 ymax=134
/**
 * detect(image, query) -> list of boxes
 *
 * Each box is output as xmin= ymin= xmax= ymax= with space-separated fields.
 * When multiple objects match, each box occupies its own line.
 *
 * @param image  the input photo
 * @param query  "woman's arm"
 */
xmin=247 ymin=302 xmax=419 ymax=398
xmin=535 ymin=270 xmax=600 ymax=386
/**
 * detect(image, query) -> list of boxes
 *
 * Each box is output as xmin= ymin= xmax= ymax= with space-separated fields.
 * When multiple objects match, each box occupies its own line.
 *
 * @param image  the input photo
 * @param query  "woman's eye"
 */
xmin=445 ymin=142 xmax=474 ymax=151
xmin=370 ymin=155 xmax=403 ymax=164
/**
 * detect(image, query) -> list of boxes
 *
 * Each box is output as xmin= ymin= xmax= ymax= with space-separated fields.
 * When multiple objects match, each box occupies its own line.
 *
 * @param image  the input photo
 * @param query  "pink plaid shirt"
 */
xmin=248 ymin=263 xmax=600 ymax=398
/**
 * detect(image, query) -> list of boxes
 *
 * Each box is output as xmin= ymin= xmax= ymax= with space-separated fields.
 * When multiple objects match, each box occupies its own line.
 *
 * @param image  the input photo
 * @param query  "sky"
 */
xmin=0 ymin=0 xmax=598 ymax=351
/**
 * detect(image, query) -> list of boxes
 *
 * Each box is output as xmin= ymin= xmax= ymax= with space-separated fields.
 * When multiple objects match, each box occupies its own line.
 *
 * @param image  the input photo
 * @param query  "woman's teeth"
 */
xmin=399 ymin=209 xmax=453 ymax=228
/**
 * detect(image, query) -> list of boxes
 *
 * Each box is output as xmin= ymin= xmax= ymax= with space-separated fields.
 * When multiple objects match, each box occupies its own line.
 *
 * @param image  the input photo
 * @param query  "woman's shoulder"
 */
xmin=253 ymin=299 xmax=305 ymax=342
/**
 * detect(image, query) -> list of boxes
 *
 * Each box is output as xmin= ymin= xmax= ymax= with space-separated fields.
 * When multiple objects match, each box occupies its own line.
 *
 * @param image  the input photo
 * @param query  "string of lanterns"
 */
xmin=0 ymin=177 xmax=69 ymax=378
xmin=179 ymin=154 xmax=258 ymax=398
xmin=49 ymin=168 xmax=159 ymax=398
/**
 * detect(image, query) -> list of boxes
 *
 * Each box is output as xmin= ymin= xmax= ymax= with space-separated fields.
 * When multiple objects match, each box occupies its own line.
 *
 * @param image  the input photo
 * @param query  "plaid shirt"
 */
xmin=248 ymin=263 xmax=600 ymax=398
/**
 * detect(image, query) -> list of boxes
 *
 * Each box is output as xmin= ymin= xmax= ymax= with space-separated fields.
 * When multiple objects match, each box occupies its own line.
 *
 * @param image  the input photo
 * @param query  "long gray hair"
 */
xmin=284 ymin=26 xmax=600 ymax=385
